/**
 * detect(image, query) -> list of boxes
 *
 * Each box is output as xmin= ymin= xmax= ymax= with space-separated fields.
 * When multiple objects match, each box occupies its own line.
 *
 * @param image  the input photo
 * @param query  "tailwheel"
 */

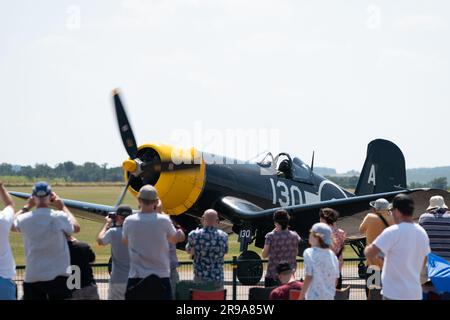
xmin=346 ymin=236 xmax=367 ymax=279
xmin=236 ymin=250 xmax=263 ymax=285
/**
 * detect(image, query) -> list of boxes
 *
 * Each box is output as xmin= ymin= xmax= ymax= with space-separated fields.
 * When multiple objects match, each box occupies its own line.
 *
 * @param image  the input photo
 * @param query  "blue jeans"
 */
xmin=0 ymin=277 xmax=16 ymax=300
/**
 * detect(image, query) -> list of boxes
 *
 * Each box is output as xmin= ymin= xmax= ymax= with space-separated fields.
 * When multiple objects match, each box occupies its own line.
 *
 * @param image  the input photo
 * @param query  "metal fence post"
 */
xmin=232 ymin=256 xmax=237 ymax=301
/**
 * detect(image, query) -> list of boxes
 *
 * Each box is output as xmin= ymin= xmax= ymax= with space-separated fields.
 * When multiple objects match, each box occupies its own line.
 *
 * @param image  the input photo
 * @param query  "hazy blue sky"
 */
xmin=1 ymin=0 xmax=449 ymax=172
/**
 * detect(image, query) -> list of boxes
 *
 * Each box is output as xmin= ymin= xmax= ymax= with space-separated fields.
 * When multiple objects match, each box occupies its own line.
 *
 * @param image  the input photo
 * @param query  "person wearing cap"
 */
xmin=186 ymin=209 xmax=228 ymax=289
xmin=419 ymin=196 xmax=450 ymax=261
xmin=262 ymin=209 xmax=301 ymax=287
xmin=319 ymin=208 xmax=346 ymax=288
xmin=269 ymin=263 xmax=303 ymax=300
xmin=359 ymin=198 xmax=394 ymax=298
xmin=122 ymin=185 xmax=185 ymax=300
xmin=299 ymin=223 xmax=340 ymax=300
xmin=0 ymin=181 xmax=16 ymax=300
xmin=365 ymin=194 xmax=430 ymax=300
xmin=97 ymin=204 xmax=132 ymax=300
xmin=359 ymin=198 xmax=394 ymax=269
xmin=12 ymin=181 xmax=81 ymax=300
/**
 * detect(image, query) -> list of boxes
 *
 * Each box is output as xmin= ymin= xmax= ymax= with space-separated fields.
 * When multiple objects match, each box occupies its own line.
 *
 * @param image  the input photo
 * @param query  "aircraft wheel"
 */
xmin=236 ymin=251 xmax=263 ymax=285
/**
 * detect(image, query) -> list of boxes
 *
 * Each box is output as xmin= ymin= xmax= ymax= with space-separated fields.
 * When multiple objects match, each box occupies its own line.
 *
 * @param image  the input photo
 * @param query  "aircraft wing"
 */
xmin=217 ymin=190 xmax=408 ymax=220
xmin=9 ymin=191 xmax=115 ymax=223
xmin=217 ymin=188 xmax=450 ymax=237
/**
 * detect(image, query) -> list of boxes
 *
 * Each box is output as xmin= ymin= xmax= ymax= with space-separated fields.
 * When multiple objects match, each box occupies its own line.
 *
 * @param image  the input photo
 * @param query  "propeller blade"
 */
xmin=113 ymin=89 xmax=138 ymax=159
xmin=114 ymin=176 xmax=132 ymax=208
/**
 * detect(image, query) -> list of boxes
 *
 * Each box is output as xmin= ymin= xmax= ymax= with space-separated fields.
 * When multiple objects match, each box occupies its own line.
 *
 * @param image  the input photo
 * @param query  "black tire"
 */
xmin=236 ymin=251 xmax=263 ymax=285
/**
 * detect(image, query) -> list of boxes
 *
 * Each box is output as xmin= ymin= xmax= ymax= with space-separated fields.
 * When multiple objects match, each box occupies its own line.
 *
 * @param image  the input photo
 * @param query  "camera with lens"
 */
xmin=107 ymin=212 xmax=118 ymax=227
xmin=107 ymin=205 xmax=133 ymax=228
xmin=107 ymin=212 xmax=117 ymax=220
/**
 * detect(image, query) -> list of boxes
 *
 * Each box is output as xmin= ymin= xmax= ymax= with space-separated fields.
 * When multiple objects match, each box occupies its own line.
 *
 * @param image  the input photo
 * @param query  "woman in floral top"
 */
xmin=319 ymin=208 xmax=347 ymax=289
xmin=262 ymin=210 xmax=301 ymax=287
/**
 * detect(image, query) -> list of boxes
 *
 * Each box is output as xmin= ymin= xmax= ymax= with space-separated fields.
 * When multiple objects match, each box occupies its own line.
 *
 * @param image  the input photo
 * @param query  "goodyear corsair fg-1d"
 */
xmin=11 ymin=90 xmax=450 ymax=284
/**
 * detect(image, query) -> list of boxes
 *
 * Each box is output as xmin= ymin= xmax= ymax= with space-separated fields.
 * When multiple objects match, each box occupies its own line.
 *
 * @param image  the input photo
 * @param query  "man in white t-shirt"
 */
xmin=365 ymin=194 xmax=430 ymax=300
xmin=123 ymin=185 xmax=185 ymax=300
xmin=0 ymin=181 xmax=16 ymax=300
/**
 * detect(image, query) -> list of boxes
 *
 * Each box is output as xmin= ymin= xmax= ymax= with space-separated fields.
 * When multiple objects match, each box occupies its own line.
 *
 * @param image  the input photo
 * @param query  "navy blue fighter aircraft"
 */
xmin=11 ymin=90 xmax=449 ymax=284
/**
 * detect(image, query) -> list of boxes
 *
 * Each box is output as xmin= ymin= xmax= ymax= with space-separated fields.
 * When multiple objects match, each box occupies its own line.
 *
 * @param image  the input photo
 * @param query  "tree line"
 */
xmin=325 ymin=175 xmax=449 ymax=190
xmin=0 ymin=162 xmax=448 ymax=189
xmin=0 ymin=162 xmax=124 ymax=183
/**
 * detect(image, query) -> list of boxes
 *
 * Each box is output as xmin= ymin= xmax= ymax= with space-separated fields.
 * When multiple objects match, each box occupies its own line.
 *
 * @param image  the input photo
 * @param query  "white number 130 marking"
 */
xmin=270 ymin=178 xmax=303 ymax=207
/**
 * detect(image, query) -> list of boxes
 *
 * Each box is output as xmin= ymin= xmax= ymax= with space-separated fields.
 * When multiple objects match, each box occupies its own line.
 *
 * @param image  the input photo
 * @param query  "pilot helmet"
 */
xmin=278 ymin=159 xmax=291 ymax=172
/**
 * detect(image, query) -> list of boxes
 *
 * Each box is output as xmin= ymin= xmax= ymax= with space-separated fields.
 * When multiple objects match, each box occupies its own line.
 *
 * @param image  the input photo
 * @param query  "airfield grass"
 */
xmin=7 ymin=185 xmax=357 ymax=266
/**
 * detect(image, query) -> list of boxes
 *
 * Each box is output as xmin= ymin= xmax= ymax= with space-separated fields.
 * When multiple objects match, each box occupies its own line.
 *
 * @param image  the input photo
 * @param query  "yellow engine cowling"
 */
xmin=123 ymin=143 xmax=206 ymax=215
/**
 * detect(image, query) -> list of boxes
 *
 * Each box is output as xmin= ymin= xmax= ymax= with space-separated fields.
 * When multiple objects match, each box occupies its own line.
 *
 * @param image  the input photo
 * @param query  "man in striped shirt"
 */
xmin=419 ymin=195 xmax=450 ymax=261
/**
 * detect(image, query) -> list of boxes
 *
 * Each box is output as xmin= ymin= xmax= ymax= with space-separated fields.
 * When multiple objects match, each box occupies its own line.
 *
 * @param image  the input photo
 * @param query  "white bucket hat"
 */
xmin=427 ymin=195 xmax=448 ymax=211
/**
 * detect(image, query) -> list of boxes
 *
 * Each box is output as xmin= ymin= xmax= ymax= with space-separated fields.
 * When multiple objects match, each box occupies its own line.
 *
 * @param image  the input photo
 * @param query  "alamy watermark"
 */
xmin=366 ymin=265 xmax=382 ymax=289
xmin=66 ymin=5 xmax=81 ymax=30
xmin=169 ymin=122 xmax=280 ymax=172
xmin=366 ymin=4 xmax=381 ymax=30
xmin=66 ymin=265 xmax=81 ymax=290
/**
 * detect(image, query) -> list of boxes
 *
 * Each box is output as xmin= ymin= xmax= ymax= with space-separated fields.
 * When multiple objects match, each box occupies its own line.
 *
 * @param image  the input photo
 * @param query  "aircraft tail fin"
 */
xmin=355 ymin=139 xmax=407 ymax=196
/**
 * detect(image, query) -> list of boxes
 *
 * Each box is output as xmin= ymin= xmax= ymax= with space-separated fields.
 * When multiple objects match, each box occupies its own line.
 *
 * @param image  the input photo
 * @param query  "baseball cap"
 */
xmin=427 ymin=195 xmax=448 ymax=211
xmin=369 ymin=198 xmax=390 ymax=211
xmin=311 ymin=222 xmax=333 ymax=246
xmin=138 ymin=185 xmax=158 ymax=201
xmin=32 ymin=181 xmax=52 ymax=198
xmin=116 ymin=204 xmax=133 ymax=217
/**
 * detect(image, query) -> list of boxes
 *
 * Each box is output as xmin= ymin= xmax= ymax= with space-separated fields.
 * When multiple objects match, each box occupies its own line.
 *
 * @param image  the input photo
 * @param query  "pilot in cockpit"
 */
xmin=277 ymin=159 xmax=293 ymax=179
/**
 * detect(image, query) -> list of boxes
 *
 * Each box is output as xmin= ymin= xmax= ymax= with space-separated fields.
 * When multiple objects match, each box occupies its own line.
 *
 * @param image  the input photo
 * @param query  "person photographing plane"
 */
xmin=97 ymin=204 xmax=132 ymax=300
xmin=12 ymin=181 xmax=80 ymax=300
xmin=122 ymin=185 xmax=185 ymax=300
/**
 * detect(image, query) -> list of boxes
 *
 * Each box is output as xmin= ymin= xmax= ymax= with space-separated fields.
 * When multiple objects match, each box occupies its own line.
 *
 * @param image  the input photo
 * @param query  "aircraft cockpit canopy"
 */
xmin=292 ymin=157 xmax=312 ymax=182
xmin=255 ymin=152 xmax=274 ymax=168
xmin=254 ymin=152 xmax=313 ymax=183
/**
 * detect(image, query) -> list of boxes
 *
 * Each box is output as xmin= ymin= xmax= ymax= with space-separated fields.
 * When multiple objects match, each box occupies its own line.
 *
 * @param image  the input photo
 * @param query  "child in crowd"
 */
xmin=300 ymin=223 xmax=340 ymax=300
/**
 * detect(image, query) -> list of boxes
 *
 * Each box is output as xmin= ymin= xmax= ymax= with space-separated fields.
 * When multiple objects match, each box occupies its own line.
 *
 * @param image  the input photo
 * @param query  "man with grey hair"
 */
xmin=123 ymin=185 xmax=185 ymax=300
xmin=13 ymin=181 xmax=80 ymax=300
xmin=186 ymin=209 xmax=229 ymax=289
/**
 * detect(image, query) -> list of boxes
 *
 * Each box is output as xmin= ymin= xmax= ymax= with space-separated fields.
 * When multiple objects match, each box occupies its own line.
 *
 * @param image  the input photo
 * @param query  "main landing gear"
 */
xmin=236 ymin=224 xmax=263 ymax=285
